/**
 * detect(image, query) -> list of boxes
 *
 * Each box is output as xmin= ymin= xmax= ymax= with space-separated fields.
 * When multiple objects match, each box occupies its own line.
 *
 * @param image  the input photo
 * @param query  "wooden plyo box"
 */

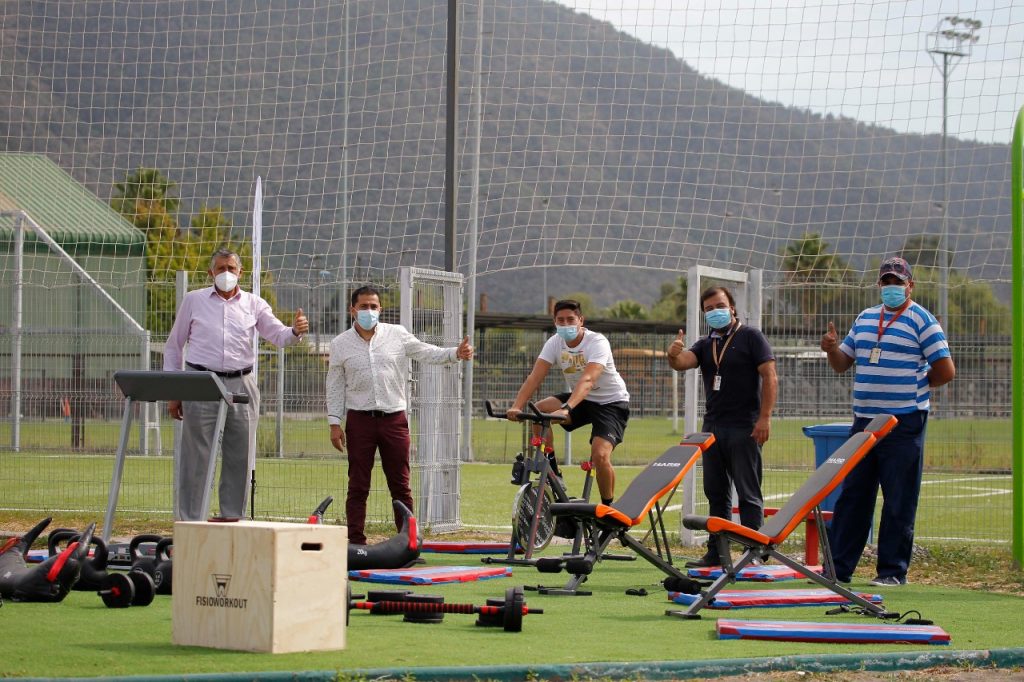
xmin=172 ymin=521 xmax=347 ymax=653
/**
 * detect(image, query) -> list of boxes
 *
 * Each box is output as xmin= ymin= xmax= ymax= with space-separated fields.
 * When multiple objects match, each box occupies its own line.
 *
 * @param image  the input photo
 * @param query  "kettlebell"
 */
xmin=128 ymin=534 xmax=164 ymax=580
xmin=153 ymin=537 xmax=173 ymax=595
xmin=47 ymin=529 xmax=110 ymax=591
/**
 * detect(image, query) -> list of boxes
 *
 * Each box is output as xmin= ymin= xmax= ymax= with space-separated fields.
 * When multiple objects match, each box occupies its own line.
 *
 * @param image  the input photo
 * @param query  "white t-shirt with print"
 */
xmin=538 ymin=329 xmax=630 ymax=405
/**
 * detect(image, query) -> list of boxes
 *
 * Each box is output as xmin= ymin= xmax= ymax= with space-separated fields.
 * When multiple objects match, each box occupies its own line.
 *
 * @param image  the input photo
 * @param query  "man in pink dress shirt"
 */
xmin=164 ymin=248 xmax=309 ymax=521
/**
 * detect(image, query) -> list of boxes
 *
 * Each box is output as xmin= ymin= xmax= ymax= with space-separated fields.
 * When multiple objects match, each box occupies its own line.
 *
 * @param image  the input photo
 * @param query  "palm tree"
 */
xmin=780 ymin=233 xmax=849 ymax=319
xmin=604 ymin=300 xmax=649 ymax=320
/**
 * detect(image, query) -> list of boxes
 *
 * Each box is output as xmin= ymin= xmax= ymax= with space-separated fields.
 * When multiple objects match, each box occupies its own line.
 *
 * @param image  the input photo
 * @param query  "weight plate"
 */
xmin=512 ymin=482 xmax=554 ymax=551
xmin=127 ymin=571 xmax=156 ymax=606
xmin=503 ymin=586 xmax=524 ymax=632
xmin=99 ymin=572 xmax=135 ymax=608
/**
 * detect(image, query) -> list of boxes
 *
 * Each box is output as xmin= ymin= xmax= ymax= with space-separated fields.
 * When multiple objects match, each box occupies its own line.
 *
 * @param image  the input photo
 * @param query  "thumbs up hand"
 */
xmin=820 ymin=321 xmax=839 ymax=353
xmin=293 ymin=308 xmax=309 ymax=336
xmin=667 ymin=329 xmax=685 ymax=359
xmin=456 ymin=335 xmax=474 ymax=361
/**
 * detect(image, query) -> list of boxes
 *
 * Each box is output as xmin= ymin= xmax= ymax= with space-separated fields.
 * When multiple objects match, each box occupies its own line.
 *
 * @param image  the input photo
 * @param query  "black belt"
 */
xmin=186 ymin=362 xmax=253 ymax=378
xmin=349 ymin=409 xmax=402 ymax=418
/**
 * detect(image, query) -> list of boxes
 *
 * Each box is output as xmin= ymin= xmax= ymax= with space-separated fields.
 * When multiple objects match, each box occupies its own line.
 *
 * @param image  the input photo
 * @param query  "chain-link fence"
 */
xmin=0 ymin=281 xmax=1012 ymax=545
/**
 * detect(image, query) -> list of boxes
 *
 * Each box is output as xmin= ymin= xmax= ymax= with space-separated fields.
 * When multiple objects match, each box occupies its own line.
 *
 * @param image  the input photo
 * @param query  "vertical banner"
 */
xmin=252 ymin=176 xmax=263 ymax=374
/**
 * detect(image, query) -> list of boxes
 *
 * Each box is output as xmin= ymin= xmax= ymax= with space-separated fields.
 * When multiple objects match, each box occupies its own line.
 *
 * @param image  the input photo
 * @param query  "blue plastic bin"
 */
xmin=801 ymin=423 xmax=852 ymax=514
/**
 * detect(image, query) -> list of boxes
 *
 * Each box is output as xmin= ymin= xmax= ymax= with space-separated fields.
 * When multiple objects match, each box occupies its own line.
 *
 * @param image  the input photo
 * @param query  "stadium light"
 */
xmin=928 ymin=15 xmax=982 ymax=327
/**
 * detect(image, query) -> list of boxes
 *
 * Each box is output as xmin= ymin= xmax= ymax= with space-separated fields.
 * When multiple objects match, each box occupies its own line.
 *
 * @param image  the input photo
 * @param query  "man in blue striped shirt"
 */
xmin=820 ymin=257 xmax=956 ymax=587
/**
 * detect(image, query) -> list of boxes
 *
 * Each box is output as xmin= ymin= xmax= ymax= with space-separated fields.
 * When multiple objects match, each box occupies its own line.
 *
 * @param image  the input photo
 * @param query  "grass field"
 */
xmin=0 ymin=414 xmax=1013 ymax=470
xmin=0 ymin=422 xmax=1020 ymax=680
xmin=0 ymin=414 xmax=1014 ymax=547
xmin=0 ymin=456 xmax=1013 ymax=554
xmin=0 ymin=548 xmax=1022 ymax=679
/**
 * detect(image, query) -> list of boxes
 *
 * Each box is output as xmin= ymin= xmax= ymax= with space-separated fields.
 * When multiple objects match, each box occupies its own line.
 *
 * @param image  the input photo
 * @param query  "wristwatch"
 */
xmin=560 ymin=401 xmax=572 ymax=411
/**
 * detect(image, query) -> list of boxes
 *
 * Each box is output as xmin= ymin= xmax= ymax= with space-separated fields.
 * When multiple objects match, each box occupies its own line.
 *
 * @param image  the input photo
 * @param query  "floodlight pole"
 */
xmin=444 ymin=0 xmax=457 ymax=272
xmin=928 ymin=15 xmax=981 ymax=329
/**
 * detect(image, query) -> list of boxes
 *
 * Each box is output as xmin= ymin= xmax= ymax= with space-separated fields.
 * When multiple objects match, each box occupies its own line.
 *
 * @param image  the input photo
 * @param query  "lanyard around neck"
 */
xmin=876 ymin=301 xmax=910 ymax=341
xmin=712 ymin=322 xmax=741 ymax=370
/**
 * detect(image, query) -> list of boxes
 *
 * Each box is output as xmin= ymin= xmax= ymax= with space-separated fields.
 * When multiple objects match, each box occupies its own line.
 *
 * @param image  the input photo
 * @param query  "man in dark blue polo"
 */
xmin=667 ymin=286 xmax=777 ymax=567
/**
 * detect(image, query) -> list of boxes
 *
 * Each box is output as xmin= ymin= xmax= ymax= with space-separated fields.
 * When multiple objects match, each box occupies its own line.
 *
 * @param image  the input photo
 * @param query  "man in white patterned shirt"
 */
xmin=326 ymin=285 xmax=473 ymax=544
xmin=165 ymin=248 xmax=308 ymax=521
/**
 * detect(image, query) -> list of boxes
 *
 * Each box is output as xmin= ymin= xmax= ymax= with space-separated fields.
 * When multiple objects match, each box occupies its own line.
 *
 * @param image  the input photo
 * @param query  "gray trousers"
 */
xmin=177 ymin=372 xmax=259 ymax=520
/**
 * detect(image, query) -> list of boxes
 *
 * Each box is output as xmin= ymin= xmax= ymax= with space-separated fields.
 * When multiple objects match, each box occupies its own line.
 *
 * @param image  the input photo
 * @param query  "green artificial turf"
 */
xmin=0 ymin=455 xmax=1012 ymax=550
xmin=0 ymin=415 xmax=1012 ymax=470
xmin=1 ymin=551 xmax=1022 ymax=679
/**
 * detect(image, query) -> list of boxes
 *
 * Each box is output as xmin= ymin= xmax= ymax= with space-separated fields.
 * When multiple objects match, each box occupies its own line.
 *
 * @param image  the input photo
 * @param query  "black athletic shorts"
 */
xmin=554 ymin=392 xmax=630 ymax=447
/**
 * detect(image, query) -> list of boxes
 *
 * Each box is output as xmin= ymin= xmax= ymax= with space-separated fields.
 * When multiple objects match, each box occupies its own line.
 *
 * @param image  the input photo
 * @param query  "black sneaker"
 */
xmin=684 ymin=550 xmax=721 ymax=568
xmin=546 ymin=453 xmax=563 ymax=479
xmin=869 ymin=575 xmax=907 ymax=587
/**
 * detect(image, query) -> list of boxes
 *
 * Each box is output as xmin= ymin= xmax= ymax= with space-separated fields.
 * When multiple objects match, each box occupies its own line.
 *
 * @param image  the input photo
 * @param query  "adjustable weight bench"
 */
xmin=667 ymin=414 xmax=898 ymax=620
xmin=532 ymin=432 xmax=715 ymax=596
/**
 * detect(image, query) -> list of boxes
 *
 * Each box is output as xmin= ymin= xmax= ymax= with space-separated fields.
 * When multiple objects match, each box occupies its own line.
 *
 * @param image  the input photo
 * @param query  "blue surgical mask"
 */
xmin=880 ymin=285 xmax=908 ymax=309
xmin=356 ymin=309 xmax=379 ymax=330
xmin=704 ymin=308 xmax=732 ymax=330
xmin=556 ymin=325 xmax=579 ymax=343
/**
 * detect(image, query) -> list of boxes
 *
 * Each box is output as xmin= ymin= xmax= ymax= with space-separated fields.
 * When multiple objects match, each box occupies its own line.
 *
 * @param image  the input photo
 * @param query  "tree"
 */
xmin=908 ymin=266 xmax=1009 ymax=336
xmin=899 ymin=235 xmax=948 ymax=270
xmin=603 ymin=300 xmax=649 ymax=320
xmin=111 ymin=168 xmax=179 ymax=233
xmin=649 ymin=276 xmax=687 ymax=323
xmin=779 ymin=233 xmax=850 ymax=320
xmin=112 ymin=169 xmax=263 ymax=334
xmin=558 ymin=291 xmax=596 ymax=318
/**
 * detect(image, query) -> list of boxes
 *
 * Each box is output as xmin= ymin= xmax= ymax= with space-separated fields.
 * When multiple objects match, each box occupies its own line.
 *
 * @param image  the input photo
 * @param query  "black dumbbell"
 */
xmin=348 ymin=586 xmax=541 ymax=632
xmin=349 ymin=590 xmax=441 ymax=621
xmin=98 ymin=571 xmax=155 ymax=608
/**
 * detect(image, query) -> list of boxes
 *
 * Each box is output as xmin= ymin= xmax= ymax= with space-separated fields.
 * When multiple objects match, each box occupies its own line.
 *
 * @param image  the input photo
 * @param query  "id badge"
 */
xmin=712 ymin=375 xmax=722 ymax=391
xmin=869 ymin=347 xmax=881 ymax=364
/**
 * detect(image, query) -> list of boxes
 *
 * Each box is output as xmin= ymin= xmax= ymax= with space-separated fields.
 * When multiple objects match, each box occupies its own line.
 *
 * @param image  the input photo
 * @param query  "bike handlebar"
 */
xmin=484 ymin=400 xmax=566 ymax=424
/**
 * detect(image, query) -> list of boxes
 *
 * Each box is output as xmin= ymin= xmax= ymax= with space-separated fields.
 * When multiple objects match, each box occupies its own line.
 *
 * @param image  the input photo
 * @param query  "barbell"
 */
xmin=348 ymin=585 xmax=542 ymax=632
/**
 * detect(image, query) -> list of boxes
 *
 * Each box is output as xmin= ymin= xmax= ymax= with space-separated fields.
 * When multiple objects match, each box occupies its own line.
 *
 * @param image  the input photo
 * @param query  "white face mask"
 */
xmin=214 ymin=271 xmax=239 ymax=292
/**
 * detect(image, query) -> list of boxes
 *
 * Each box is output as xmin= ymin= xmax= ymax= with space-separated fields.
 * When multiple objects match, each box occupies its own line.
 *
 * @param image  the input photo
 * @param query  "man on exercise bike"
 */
xmin=507 ymin=299 xmax=631 ymax=510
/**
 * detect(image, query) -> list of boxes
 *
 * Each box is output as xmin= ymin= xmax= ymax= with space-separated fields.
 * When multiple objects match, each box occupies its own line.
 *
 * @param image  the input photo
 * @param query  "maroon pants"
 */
xmin=344 ymin=410 xmax=414 ymax=545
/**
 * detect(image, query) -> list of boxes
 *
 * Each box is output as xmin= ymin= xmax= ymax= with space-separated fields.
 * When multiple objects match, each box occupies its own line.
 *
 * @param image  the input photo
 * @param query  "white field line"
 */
xmin=922 ymin=476 xmax=1011 ymax=484
xmin=926 ymin=490 xmax=1011 ymax=499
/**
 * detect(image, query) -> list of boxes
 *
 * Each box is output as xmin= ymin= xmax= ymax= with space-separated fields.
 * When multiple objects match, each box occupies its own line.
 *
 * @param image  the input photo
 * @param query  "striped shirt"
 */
xmin=839 ymin=301 xmax=951 ymax=417
xmin=326 ymin=322 xmax=460 ymax=425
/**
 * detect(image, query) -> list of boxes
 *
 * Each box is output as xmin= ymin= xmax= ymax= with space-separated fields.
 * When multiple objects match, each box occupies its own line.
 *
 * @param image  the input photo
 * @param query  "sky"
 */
xmin=554 ymin=0 xmax=1024 ymax=144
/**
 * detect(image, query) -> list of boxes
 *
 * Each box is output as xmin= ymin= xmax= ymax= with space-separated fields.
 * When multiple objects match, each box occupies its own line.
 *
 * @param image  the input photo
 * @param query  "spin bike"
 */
xmin=482 ymin=400 xmax=632 ymax=569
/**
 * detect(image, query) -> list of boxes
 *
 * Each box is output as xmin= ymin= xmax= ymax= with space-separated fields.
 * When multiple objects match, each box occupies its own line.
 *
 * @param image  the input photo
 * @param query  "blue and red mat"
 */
xmin=716 ymin=618 xmax=950 ymax=644
xmin=687 ymin=564 xmax=823 ymax=582
xmin=669 ymin=588 xmax=883 ymax=609
xmin=349 ymin=565 xmax=512 ymax=584
xmin=420 ymin=541 xmax=519 ymax=555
